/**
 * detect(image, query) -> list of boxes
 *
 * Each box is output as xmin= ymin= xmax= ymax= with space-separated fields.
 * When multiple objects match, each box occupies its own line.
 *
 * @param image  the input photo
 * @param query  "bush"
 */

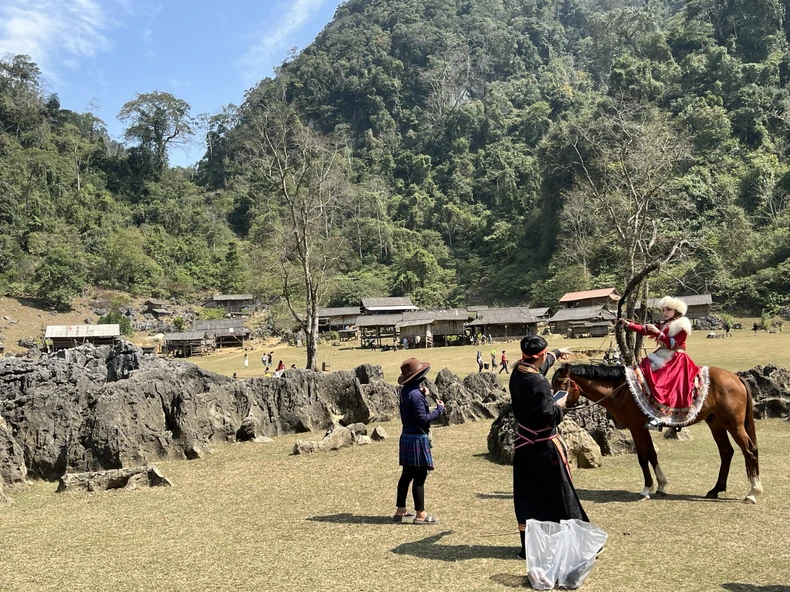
xmin=33 ymin=249 xmax=85 ymax=311
xmin=173 ymin=316 xmax=186 ymax=331
xmin=198 ymin=307 xmax=226 ymax=320
xmin=98 ymin=311 xmax=133 ymax=336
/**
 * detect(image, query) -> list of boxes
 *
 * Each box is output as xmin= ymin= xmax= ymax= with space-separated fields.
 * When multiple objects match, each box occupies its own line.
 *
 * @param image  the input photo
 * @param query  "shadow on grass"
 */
xmin=721 ymin=585 xmax=790 ymax=592
xmin=490 ymin=573 xmax=529 ymax=588
xmin=476 ymin=491 xmax=512 ymax=500
xmin=391 ymin=530 xmax=517 ymax=562
xmin=306 ymin=513 xmax=392 ymax=525
xmin=576 ymin=488 xmax=716 ymax=503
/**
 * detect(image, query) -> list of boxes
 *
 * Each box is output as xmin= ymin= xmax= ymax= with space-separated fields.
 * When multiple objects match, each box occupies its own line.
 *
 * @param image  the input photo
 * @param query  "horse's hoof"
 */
xmin=654 ymin=490 xmax=667 ymax=498
xmin=639 ymin=495 xmax=650 ymax=501
xmin=743 ymin=495 xmax=757 ymax=505
xmin=705 ymin=490 xmax=719 ymax=499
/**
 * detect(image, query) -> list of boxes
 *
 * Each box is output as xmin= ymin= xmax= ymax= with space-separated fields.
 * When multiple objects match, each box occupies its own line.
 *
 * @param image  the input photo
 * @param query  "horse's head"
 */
xmin=551 ymin=365 xmax=583 ymax=408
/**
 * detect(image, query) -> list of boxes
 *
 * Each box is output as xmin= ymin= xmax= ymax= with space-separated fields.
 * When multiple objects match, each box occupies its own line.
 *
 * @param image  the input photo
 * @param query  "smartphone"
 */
xmin=553 ymin=390 xmax=569 ymax=402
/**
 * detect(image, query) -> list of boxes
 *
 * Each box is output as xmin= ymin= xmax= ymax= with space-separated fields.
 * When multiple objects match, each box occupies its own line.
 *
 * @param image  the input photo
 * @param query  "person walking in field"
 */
xmin=491 ymin=349 xmax=497 ymax=369
xmin=243 ymin=354 xmax=248 ymax=368
xmin=477 ymin=350 xmax=484 ymax=373
xmin=499 ymin=350 xmax=509 ymax=374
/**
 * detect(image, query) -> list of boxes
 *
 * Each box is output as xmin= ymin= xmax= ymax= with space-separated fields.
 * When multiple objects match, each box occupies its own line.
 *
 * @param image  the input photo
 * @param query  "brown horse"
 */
xmin=551 ymin=364 xmax=762 ymax=503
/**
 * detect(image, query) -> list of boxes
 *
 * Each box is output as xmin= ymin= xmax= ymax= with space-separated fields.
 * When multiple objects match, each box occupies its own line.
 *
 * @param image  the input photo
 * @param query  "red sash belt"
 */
xmin=515 ymin=423 xmax=557 ymax=449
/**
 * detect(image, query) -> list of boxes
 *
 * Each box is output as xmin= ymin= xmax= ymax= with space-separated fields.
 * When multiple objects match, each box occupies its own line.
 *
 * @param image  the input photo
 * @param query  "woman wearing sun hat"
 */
xmin=393 ymin=357 xmax=444 ymax=525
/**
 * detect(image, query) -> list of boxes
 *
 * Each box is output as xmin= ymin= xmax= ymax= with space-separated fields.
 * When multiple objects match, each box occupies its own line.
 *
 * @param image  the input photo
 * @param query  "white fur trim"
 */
xmin=647 ymin=349 xmax=673 ymax=370
xmin=658 ymin=296 xmax=688 ymax=316
xmin=668 ymin=316 xmax=692 ymax=337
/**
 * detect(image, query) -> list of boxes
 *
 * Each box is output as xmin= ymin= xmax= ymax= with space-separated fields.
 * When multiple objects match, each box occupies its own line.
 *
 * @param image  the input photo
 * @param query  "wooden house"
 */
xmin=356 ymin=314 xmax=402 ymax=347
xmin=144 ymin=299 xmax=170 ymax=319
xmin=45 ymin=324 xmax=120 ymax=351
xmin=549 ymin=306 xmax=616 ymax=335
xmin=317 ymin=307 xmax=360 ymax=332
xmin=466 ymin=308 xmax=538 ymax=341
xmin=397 ymin=309 xmax=469 ymax=347
xmin=559 ymin=288 xmax=620 ymax=309
xmin=361 ymin=297 xmax=418 ymax=315
xmin=205 ymin=294 xmax=254 ymax=316
xmin=567 ymin=321 xmax=612 ymax=338
xmin=192 ymin=319 xmax=249 ymax=348
xmin=530 ymin=307 xmax=553 ymax=324
xmin=644 ymin=294 xmax=713 ymax=321
xmin=164 ymin=331 xmax=214 ymax=357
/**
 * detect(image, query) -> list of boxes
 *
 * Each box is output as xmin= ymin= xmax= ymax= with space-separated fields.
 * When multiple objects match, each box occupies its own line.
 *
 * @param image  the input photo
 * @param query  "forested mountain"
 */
xmin=3 ymin=0 xmax=790 ymax=314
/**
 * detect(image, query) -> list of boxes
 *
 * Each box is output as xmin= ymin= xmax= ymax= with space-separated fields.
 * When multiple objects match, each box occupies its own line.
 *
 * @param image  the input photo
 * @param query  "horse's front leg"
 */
xmin=704 ymin=416 xmax=734 ymax=499
xmin=630 ymin=428 xmax=654 ymax=499
xmin=645 ymin=432 xmax=668 ymax=496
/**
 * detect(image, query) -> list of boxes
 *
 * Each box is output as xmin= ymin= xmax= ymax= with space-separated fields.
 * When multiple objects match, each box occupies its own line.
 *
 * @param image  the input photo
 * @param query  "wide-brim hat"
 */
xmin=398 ymin=358 xmax=431 ymax=385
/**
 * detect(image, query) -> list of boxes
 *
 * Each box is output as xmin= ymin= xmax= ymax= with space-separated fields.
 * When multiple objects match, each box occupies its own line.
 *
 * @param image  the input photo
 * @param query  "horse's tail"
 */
xmin=740 ymin=377 xmax=757 ymax=447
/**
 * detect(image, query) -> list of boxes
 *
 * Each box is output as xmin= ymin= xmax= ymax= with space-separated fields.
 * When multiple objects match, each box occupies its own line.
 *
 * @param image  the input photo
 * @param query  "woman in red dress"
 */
xmin=618 ymin=296 xmax=703 ymax=429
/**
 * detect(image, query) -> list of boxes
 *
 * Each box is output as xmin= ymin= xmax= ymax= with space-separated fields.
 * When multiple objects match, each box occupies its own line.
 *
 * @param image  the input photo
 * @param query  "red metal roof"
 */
xmin=559 ymin=288 xmax=620 ymax=302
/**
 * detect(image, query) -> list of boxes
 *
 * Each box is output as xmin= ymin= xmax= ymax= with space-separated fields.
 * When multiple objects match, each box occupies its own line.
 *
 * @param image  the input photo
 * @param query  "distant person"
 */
xmin=277 ymin=360 xmax=285 ymax=372
xmin=476 ymin=350 xmax=484 ymax=373
xmin=264 ymin=366 xmax=271 ymax=376
xmin=488 ymin=333 xmax=492 ymax=344
xmin=499 ymin=350 xmax=509 ymax=374
xmin=232 ymin=372 xmax=237 ymax=380
xmin=724 ymin=322 xmax=731 ymax=337
xmin=261 ymin=354 xmax=267 ymax=366
xmin=403 ymin=336 xmax=409 ymax=350
xmin=753 ymin=323 xmax=759 ymax=335
xmin=268 ymin=352 xmax=273 ymax=366
xmin=491 ymin=349 xmax=497 ymax=369
xmin=290 ymin=363 xmax=297 ymax=369
xmin=393 ymin=357 xmax=444 ymax=525
xmin=243 ymin=354 xmax=248 ymax=368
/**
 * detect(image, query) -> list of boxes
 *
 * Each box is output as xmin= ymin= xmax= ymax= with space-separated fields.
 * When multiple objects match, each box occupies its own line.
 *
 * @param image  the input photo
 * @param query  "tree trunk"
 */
xmin=305 ymin=301 xmax=319 ymax=371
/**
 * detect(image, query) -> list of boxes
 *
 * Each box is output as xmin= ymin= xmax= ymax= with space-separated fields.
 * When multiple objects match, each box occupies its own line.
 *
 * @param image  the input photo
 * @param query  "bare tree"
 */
xmin=558 ymin=100 xmax=695 ymax=363
xmin=240 ymin=89 xmax=347 ymax=370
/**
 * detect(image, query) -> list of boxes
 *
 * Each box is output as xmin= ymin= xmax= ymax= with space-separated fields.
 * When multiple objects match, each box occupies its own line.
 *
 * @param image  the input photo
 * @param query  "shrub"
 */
xmin=98 ymin=311 xmax=133 ymax=336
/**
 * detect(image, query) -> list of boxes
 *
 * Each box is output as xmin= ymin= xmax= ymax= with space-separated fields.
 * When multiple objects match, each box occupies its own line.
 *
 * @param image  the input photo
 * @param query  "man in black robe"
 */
xmin=510 ymin=336 xmax=588 ymax=559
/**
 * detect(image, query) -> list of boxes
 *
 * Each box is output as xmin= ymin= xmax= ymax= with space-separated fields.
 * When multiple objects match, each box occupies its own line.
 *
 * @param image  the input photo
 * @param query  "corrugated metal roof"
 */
xmin=467 ymin=307 xmax=537 ymax=326
xmin=530 ymin=307 xmax=551 ymax=317
xmin=356 ymin=314 xmax=404 ymax=327
xmin=213 ymin=294 xmax=253 ymax=301
xmin=45 ymin=324 xmax=120 ymax=338
xmin=193 ymin=319 xmax=249 ymax=333
xmin=146 ymin=299 xmax=168 ymax=306
xmin=361 ymin=297 xmax=417 ymax=310
xmin=396 ymin=319 xmax=433 ymax=328
xmin=550 ymin=306 xmax=616 ymax=323
xmin=559 ymin=288 xmax=620 ymax=302
xmin=318 ymin=307 xmax=360 ymax=317
xmin=403 ymin=309 xmax=467 ymax=322
xmin=645 ymin=294 xmax=713 ymax=307
xmin=164 ymin=331 xmax=211 ymax=341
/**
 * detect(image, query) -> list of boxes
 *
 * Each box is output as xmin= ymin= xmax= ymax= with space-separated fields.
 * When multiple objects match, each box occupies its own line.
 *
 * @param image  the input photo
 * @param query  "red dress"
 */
xmin=626 ymin=317 xmax=701 ymax=420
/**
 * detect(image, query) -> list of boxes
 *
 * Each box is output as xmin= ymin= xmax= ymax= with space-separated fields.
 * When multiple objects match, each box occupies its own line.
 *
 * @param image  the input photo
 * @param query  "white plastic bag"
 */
xmin=525 ymin=519 xmax=608 ymax=590
xmin=557 ymin=519 xmax=608 ymax=589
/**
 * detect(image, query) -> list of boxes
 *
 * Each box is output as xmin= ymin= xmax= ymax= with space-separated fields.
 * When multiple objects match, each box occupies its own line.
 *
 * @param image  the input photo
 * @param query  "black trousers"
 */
xmin=396 ymin=466 xmax=428 ymax=512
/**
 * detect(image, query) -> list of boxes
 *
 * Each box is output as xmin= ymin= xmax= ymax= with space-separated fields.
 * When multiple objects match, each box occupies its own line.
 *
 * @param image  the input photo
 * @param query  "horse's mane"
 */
xmin=566 ymin=364 xmax=626 ymax=380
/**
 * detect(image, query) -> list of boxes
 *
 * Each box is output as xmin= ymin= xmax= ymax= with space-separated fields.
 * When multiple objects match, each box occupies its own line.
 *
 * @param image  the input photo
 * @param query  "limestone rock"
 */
xmin=56 ymin=465 xmax=173 ymax=493
xmin=737 ymin=365 xmax=790 ymax=419
xmin=558 ymin=418 xmax=603 ymax=469
xmin=0 ymin=415 xmax=26 ymax=490
xmin=434 ymin=368 xmax=508 ymax=426
xmin=346 ymin=422 xmax=368 ymax=442
xmin=371 ymin=426 xmax=389 ymax=441
xmin=0 ymin=343 xmax=402 ymax=480
xmin=663 ymin=428 xmax=693 ymax=441
xmin=293 ymin=423 xmax=354 ymax=454
xmin=355 ymin=435 xmax=372 ymax=446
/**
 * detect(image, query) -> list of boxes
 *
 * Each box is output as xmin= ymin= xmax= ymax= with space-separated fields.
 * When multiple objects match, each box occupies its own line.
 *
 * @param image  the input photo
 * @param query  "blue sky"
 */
xmin=0 ymin=0 xmax=345 ymax=165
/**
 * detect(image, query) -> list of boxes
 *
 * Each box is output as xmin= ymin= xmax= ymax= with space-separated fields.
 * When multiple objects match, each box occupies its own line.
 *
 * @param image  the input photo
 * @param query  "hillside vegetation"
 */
xmin=3 ymin=0 xmax=790 ymax=314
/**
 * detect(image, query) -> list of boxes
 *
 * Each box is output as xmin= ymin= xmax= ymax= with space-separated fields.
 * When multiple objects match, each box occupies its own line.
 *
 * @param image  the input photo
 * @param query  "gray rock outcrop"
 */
xmin=0 ymin=342 xmax=400 ymax=480
xmin=293 ymin=423 xmax=354 ymax=454
xmin=737 ymin=365 xmax=790 ymax=419
xmin=0 ymin=415 xmax=27 ymax=490
xmin=487 ymin=403 xmax=634 ymax=466
xmin=434 ymin=368 xmax=508 ymax=426
xmin=56 ymin=465 xmax=173 ymax=493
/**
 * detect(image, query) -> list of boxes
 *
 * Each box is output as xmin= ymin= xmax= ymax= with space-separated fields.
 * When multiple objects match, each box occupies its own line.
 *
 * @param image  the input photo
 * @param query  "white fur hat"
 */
xmin=657 ymin=296 xmax=687 ymax=316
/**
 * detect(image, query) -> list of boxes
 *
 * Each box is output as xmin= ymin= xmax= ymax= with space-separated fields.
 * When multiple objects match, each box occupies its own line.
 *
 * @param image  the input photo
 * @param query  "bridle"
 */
xmin=557 ymin=372 xmax=628 ymax=409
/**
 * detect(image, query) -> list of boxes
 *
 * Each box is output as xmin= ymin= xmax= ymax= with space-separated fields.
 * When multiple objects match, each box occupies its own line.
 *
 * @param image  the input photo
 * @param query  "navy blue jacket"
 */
xmin=399 ymin=382 xmax=444 ymax=434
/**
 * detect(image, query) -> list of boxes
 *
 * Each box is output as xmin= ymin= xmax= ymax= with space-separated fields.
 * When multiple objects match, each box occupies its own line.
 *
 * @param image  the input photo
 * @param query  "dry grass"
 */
xmin=3 ymin=419 xmax=790 ymax=592
xmin=195 ymin=324 xmax=790 ymax=384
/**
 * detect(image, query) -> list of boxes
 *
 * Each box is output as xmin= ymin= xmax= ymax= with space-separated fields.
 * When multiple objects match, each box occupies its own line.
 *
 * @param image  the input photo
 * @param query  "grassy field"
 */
xmin=3 ymin=322 xmax=790 ymax=591
xmin=2 ymin=418 xmax=790 ymax=592
xmin=194 ymin=324 xmax=790 ymax=384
